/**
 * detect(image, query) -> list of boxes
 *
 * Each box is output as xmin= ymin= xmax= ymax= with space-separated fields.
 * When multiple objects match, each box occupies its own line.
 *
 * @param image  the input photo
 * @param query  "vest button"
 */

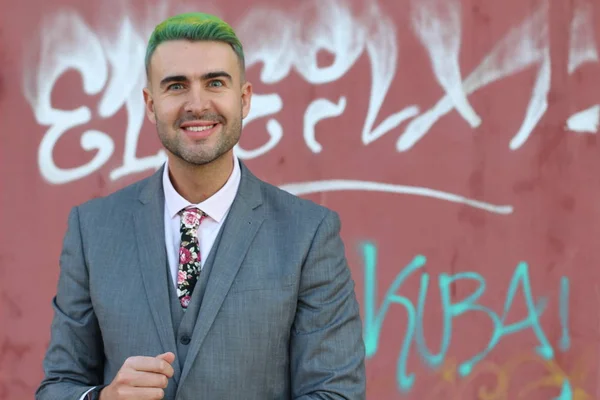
xmin=180 ymin=335 xmax=191 ymax=345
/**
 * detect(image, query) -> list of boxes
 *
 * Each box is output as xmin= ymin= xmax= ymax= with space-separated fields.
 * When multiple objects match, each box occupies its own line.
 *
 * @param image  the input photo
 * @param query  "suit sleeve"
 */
xmin=36 ymin=206 xmax=106 ymax=400
xmin=290 ymin=210 xmax=366 ymax=400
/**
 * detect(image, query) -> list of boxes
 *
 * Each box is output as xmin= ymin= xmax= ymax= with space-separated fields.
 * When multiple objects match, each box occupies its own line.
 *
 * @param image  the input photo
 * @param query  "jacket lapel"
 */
xmin=132 ymin=166 xmax=181 ymax=383
xmin=177 ymin=162 xmax=265 ymax=388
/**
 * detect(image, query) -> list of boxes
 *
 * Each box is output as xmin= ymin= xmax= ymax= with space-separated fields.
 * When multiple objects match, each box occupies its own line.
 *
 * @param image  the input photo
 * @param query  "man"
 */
xmin=36 ymin=11 xmax=366 ymax=400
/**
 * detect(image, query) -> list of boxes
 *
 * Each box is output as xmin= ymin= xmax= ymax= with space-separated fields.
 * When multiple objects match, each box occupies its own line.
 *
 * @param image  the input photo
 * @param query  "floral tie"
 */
xmin=177 ymin=207 xmax=206 ymax=309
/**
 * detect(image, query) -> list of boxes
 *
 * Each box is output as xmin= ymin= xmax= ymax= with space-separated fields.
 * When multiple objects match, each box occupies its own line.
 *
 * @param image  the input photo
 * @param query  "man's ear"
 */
xmin=241 ymin=81 xmax=253 ymax=119
xmin=143 ymin=86 xmax=156 ymax=124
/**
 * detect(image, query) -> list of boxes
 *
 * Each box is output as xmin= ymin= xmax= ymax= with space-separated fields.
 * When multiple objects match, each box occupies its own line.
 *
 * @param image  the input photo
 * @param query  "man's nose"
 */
xmin=184 ymin=86 xmax=211 ymax=114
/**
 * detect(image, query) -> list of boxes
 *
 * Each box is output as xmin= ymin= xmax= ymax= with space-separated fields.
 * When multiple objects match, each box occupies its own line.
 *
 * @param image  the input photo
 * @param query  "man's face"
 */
xmin=143 ymin=40 xmax=252 ymax=166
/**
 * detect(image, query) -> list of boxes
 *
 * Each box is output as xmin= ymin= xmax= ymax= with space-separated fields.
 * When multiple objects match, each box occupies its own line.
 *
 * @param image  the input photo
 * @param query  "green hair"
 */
xmin=145 ymin=12 xmax=245 ymax=78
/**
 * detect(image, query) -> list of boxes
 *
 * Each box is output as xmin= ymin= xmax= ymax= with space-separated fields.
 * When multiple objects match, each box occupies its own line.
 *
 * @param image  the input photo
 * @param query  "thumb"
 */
xmin=156 ymin=352 xmax=176 ymax=364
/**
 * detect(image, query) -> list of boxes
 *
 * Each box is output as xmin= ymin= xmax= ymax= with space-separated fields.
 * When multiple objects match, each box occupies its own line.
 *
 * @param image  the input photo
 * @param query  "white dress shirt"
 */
xmin=79 ymin=154 xmax=241 ymax=400
xmin=162 ymin=154 xmax=241 ymax=287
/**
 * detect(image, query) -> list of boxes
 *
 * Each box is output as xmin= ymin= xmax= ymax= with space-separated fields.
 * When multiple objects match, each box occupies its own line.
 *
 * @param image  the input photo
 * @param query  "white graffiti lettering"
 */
xmin=304 ymin=97 xmax=347 ymax=153
xmin=568 ymin=0 xmax=599 ymax=74
xmin=23 ymin=0 xmax=598 ymax=214
xmin=23 ymin=11 xmax=113 ymax=184
xmin=566 ymin=105 xmax=600 ymax=134
xmin=410 ymin=0 xmax=481 ymax=128
xmin=397 ymin=2 xmax=551 ymax=152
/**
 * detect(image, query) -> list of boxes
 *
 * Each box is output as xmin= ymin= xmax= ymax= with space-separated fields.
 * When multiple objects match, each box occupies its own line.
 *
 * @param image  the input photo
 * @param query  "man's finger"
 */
xmin=156 ymin=351 xmax=176 ymax=365
xmin=125 ymin=370 xmax=169 ymax=388
xmin=125 ymin=356 xmax=174 ymax=377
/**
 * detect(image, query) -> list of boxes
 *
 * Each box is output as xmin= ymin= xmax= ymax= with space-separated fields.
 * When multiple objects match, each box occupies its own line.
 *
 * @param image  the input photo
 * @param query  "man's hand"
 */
xmin=99 ymin=352 xmax=175 ymax=400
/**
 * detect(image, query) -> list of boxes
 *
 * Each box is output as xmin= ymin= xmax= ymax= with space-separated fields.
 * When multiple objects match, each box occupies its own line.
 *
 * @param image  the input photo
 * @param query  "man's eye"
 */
xmin=168 ymin=83 xmax=184 ymax=90
xmin=209 ymin=80 xmax=224 ymax=87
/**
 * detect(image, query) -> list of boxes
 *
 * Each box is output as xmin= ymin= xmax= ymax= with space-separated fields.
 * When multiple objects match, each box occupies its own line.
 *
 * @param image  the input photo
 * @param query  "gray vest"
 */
xmin=167 ymin=225 xmax=225 ymax=370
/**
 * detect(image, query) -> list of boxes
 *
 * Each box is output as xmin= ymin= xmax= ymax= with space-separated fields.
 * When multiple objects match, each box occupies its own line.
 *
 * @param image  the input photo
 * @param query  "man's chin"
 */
xmin=178 ymin=151 xmax=222 ymax=166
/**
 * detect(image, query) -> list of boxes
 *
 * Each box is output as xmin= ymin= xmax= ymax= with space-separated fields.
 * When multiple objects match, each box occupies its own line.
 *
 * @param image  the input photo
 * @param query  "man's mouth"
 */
xmin=183 ymin=124 xmax=217 ymax=132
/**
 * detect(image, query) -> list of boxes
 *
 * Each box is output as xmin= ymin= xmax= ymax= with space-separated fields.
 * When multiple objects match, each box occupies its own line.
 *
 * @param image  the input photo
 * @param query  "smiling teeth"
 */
xmin=185 ymin=124 xmax=215 ymax=132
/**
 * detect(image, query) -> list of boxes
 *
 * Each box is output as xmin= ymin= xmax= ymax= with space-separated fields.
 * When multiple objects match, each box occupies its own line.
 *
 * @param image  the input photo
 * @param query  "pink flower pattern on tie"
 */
xmin=177 ymin=207 xmax=205 ymax=308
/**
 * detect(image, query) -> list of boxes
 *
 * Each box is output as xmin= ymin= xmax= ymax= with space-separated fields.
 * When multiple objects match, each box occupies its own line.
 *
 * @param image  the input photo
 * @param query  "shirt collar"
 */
xmin=162 ymin=154 xmax=241 ymax=223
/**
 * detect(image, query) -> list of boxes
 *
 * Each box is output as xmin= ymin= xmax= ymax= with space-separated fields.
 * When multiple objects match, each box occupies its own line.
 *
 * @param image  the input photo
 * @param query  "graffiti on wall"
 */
xmin=22 ymin=0 xmax=599 ymax=185
xmin=19 ymin=0 xmax=600 ymax=398
xmin=361 ymin=242 xmax=582 ymax=399
xmin=428 ymin=351 xmax=592 ymax=400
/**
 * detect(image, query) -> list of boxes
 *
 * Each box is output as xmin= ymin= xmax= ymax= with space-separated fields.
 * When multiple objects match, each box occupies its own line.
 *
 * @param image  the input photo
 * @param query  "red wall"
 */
xmin=2 ymin=0 xmax=600 ymax=398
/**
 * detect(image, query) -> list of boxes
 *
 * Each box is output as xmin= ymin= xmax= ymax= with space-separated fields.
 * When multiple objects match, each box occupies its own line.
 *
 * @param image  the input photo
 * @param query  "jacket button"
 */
xmin=180 ymin=335 xmax=191 ymax=345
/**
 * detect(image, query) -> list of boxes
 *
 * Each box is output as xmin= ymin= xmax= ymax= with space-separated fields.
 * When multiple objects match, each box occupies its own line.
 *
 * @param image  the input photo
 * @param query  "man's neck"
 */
xmin=167 ymin=151 xmax=235 ymax=204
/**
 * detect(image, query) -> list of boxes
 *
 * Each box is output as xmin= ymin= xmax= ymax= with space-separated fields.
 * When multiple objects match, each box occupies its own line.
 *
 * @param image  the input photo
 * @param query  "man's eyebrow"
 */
xmin=159 ymin=75 xmax=188 ymax=88
xmin=201 ymin=71 xmax=233 ymax=82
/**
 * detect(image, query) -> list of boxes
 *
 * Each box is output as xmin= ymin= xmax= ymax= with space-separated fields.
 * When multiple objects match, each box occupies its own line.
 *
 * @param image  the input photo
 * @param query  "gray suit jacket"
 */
xmin=36 ymin=161 xmax=366 ymax=400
